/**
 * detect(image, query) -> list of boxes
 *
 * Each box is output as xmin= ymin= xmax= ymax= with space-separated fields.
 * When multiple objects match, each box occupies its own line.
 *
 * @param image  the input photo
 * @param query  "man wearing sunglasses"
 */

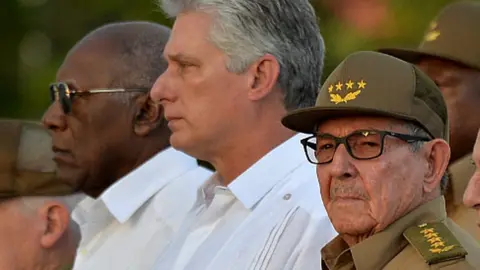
xmin=282 ymin=51 xmax=480 ymax=269
xmin=42 ymin=21 xmax=212 ymax=269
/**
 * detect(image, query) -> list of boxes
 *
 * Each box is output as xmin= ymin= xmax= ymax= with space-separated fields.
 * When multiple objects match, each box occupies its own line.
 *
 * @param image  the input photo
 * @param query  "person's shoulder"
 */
xmin=445 ymin=219 xmax=480 ymax=267
xmin=448 ymin=154 xmax=475 ymax=200
xmin=449 ymin=154 xmax=475 ymax=180
xmin=388 ymin=221 xmax=480 ymax=269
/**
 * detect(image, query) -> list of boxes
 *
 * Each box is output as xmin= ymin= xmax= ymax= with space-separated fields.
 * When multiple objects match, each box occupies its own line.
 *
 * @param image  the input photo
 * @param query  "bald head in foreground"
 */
xmin=0 ymin=119 xmax=83 ymax=270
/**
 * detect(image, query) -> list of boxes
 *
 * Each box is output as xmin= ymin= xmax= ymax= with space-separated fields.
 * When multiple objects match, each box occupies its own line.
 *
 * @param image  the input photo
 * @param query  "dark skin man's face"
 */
xmin=42 ymin=40 xmax=143 ymax=197
xmin=417 ymin=57 xmax=480 ymax=163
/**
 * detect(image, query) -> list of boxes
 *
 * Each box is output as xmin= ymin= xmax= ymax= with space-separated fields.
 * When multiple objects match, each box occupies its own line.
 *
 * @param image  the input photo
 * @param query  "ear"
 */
xmin=422 ymin=139 xmax=451 ymax=193
xmin=39 ymin=201 xmax=70 ymax=249
xmin=246 ymin=54 xmax=280 ymax=101
xmin=133 ymin=94 xmax=163 ymax=136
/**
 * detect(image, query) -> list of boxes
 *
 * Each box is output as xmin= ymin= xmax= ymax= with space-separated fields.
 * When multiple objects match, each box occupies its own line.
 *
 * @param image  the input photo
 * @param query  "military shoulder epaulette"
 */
xmin=403 ymin=222 xmax=468 ymax=265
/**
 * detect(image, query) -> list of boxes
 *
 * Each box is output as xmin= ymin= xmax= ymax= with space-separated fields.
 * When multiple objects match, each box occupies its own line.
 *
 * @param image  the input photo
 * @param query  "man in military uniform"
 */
xmin=464 ymin=129 xmax=480 ymax=229
xmin=379 ymin=1 xmax=480 ymax=240
xmin=0 ymin=119 xmax=81 ymax=270
xmin=282 ymin=51 xmax=480 ymax=269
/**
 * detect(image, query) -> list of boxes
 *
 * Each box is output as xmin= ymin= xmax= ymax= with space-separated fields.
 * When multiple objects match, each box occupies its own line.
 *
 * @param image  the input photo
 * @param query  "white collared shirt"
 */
xmin=72 ymin=147 xmax=213 ymax=270
xmin=154 ymin=134 xmax=337 ymax=270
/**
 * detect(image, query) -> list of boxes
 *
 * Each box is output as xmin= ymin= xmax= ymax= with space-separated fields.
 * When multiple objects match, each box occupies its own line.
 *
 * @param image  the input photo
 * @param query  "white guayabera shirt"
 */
xmin=154 ymin=134 xmax=337 ymax=270
xmin=72 ymin=147 xmax=213 ymax=270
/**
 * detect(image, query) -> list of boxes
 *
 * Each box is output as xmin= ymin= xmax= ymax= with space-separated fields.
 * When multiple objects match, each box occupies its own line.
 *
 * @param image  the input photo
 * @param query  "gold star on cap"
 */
xmin=424 ymin=21 xmax=440 ymax=42
xmin=335 ymin=82 xmax=343 ymax=91
xmin=346 ymin=80 xmax=354 ymax=89
xmin=357 ymin=80 xmax=366 ymax=89
xmin=329 ymin=79 xmax=365 ymax=104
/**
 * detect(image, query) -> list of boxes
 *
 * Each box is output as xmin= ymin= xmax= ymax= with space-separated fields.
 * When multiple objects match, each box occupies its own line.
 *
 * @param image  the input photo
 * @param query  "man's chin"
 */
xmin=331 ymin=217 xmax=374 ymax=235
xmin=328 ymin=206 xmax=374 ymax=236
xmin=170 ymin=133 xmax=199 ymax=156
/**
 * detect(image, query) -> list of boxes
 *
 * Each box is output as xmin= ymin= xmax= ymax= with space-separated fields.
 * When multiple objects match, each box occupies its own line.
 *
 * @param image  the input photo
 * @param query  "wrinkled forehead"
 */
xmin=316 ymin=116 xmax=408 ymax=135
xmin=168 ymin=12 xmax=213 ymax=48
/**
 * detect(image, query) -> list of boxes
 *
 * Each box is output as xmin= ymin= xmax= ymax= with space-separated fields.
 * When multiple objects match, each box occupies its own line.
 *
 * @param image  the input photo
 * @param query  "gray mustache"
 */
xmin=330 ymin=185 xmax=370 ymax=200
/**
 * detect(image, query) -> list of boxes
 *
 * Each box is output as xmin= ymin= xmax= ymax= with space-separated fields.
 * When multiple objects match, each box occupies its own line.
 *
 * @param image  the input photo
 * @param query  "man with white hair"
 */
xmin=0 ymin=119 xmax=82 ymax=270
xmin=150 ymin=0 xmax=335 ymax=269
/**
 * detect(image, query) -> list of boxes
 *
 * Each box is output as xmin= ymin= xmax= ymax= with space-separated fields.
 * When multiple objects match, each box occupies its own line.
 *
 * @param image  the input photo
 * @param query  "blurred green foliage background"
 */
xmin=0 ymin=0 xmax=461 ymax=119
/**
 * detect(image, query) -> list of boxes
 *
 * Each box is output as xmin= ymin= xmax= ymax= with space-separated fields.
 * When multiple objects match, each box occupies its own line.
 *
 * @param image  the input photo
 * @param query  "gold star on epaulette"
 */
xmin=425 ymin=232 xmax=439 ymax=238
xmin=345 ymin=80 xmax=354 ymax=89
xmin=403 ymin=222 xmax=467 ymax=265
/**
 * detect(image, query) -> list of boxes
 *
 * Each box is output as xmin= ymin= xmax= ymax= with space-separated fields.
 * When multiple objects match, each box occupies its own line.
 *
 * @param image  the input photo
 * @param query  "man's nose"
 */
xmin=328 ymin=145 xmax=358 ymax=180
xmin=42 ymin=102 xmax=67 ymax=132
xmin=150 ymin=69 xmax=176 ymax=105
xmin=463 ymin=172 xmax=480 ymax=209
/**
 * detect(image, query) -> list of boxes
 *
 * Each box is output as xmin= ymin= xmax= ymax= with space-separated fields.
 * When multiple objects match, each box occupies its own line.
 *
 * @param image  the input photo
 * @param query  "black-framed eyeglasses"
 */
xmin=49 ymin=82 xmax=149 ymax=114
xmin=300 ymin=129 xmax=431 ymax=165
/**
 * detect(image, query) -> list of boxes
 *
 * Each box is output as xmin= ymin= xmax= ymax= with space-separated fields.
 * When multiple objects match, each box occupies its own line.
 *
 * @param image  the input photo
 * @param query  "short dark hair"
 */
xmin=73 ymin=21 xmax=171 ymax=89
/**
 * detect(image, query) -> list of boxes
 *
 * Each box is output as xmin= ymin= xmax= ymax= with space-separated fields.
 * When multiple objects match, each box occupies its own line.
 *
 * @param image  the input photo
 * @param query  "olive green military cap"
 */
xmin=0 ymin=119 xmax=74 ymax=199
xmin=379 ymin=1 xmax=480 ymax=70
xmin=282 ymin=51 xmax=448 ymax=140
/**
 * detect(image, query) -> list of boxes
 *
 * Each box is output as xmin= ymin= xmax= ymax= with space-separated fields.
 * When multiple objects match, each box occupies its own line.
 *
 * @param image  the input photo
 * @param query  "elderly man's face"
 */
xmin=463 ymin=130 xmax=480 ymax=227
xmin=316 ymin=116 xmax=430 ymax=235
xmin=150 ymin=11 xmax=249 ymax=158
xmin=42 ymin=40 xmax=142 ymax=196
xmin=0 ymin=199 xmax=43 ymax=269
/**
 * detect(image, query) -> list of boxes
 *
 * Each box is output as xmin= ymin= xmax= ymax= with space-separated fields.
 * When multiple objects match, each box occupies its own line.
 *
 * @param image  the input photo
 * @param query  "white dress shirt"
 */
xmin=154 ymin=134 xmax=337 ymax=270
xmin=72 ymin=147 xmax=213 ymax=270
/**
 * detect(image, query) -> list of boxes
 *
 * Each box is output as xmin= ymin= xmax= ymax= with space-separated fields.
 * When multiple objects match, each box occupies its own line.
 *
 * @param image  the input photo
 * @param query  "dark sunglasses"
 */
xmin=49 ymin=82 xmax=149 ymax=114
xmin=300 ymin=129 xmax=431 ymax=165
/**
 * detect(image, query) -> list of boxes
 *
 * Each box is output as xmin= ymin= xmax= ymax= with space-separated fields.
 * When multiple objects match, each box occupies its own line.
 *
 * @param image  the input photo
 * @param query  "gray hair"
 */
xmin=20 ymin=193 xmax=85 ymax=240
xmin=403 ymin=122 xmax=449 ymax=194
xmin=160 ymin=0 xmax=324 ymax=111
xmin=72 ymin=21 xmax=170 ymax=90
xmin=18 ymin=194 xmax=85 ymax=250
xmin=20 ymin=193 xmax=86 ymax=214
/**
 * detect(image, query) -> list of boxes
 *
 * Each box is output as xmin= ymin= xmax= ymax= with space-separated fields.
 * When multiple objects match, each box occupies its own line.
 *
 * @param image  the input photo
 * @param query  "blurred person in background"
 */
xmin=463 ymin=129 xmax=480 ymax=230
xmin=283 ymin=51 xmax=480 ymax=269
xmin=42 ymin=21 xmax=212 ymax=269
xmin=380 ymin=1 xmax=480 ymax=241
xmin=0 ymin=119 xmax=83 ymax=270
xmin=150 ymin=0 xmax=336 ymax=269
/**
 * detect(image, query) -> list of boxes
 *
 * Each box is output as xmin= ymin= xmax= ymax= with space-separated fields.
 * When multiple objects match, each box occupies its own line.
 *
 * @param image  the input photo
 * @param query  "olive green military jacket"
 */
xmin=447 ymin=154 xmax=479 ymax=242
xmin=321 ymin=196 xmax=480 ymax=270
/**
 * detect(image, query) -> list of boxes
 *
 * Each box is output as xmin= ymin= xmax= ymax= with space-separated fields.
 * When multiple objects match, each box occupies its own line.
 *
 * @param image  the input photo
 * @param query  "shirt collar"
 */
xmin=100 ymin=147 xmax=198 ymax=223
xmin=321 ymin=196 xmax=448 ymax=270
xmin=227 ymin=133 xmax=308 ymax=210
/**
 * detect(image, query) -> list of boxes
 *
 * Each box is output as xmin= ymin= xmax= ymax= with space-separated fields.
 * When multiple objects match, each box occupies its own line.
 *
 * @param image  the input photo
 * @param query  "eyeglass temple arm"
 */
xmin=85 ymin=88 xmax=149 ymax=93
